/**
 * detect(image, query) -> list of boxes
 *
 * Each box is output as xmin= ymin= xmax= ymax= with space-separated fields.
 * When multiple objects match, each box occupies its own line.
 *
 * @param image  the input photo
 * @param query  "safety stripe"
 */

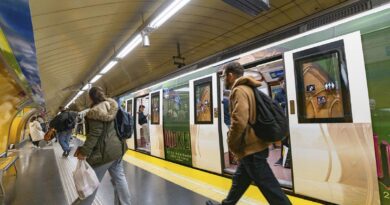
xmin=123 ymin=150 xmax=322 ymax=205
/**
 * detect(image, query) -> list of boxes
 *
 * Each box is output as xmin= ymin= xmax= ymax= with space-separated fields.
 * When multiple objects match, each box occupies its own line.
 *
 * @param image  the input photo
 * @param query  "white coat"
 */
xmin=29 ymin=120 xmax=44 ymax=142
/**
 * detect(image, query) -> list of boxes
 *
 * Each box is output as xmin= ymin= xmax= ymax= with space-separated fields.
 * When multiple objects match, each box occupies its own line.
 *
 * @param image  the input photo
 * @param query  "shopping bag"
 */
xmin=73 ymin=160 xmax=99 ymax=199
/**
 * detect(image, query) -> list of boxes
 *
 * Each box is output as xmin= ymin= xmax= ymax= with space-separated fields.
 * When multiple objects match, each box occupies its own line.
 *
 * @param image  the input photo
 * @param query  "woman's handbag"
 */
xmin=44 ymin=128 xmax=56 ymax=141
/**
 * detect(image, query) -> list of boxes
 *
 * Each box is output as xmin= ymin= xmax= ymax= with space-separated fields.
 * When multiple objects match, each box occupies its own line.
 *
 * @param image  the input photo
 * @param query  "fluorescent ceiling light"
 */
xmin=82 ymin=83 xmax=91 ymax=91
xmin=116 ymin=34 xmax=142 ymax=59
xmin=149 ymin=0 xmax=190 ymax=29
xmin=90 ymin=74 xmax=103 ymax=84
xmin=100 ymin=60 xmax=118 ymax=74
xmin=77 ymin=90 xmax=84 ymax=97
xmin=142 ymin=34 xmax=150 ymax=47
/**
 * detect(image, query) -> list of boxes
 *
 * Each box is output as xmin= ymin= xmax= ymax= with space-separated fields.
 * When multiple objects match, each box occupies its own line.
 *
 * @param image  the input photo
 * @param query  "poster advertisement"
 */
xmin=163 ymin=86 xmax=192 ymax=166
xmin=151 ymin=93 xmax=160 ymax=124
xmin=194 ymin=78 xmax=213 ymax=124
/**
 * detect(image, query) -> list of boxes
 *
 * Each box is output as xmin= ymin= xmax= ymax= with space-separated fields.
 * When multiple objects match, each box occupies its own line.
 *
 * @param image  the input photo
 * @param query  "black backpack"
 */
xmin=114 ymin=108 xmax=134 ymax=139
xmin=249 ymin=87 xmax=289 ymax=142
xmin=63 ymin=112 xmax=76 ymax=130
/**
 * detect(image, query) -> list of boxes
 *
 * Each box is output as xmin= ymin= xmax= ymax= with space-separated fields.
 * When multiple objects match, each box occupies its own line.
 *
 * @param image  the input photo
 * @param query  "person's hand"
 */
xmin=74 ymin=148 xmax=86 ymax=160
xmin=77 ymin=153 xmax=86 ymax=160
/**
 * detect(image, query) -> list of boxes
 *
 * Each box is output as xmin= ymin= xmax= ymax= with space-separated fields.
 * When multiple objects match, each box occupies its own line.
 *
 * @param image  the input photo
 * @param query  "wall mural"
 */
xmin=0 ymin=0 xmax=44 ymax=105
xmin=0 ymin=62 xmax=23 ymax=156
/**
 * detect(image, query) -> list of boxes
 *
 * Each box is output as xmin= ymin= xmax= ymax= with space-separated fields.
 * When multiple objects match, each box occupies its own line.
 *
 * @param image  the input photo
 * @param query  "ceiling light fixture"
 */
xmin=142 ymin=32 xmax=150 ymax=47
xmin=64 ymin=0 xmax=191 ymax=108
xmin=149 ymin=0 xmax=191 ymax=29
xmin=90 ymin=74 xmax=103 ymax=83
xmin=82 ymin=83 xmax=91 ymax=91
xmin=100 ymin=60 xmax=118 ymax=74
xmin=116 ymin=34 xmax=142 ymax=59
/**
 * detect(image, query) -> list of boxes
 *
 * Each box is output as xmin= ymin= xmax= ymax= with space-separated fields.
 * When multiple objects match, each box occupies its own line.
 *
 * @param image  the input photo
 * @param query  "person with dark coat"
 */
xmin=73 ymin=86 xmax=131 ymax=205
xmin=50 ymin=106 xmax=77 ymax=157
xmin=138 ymin=105 xmax=150 ymax=147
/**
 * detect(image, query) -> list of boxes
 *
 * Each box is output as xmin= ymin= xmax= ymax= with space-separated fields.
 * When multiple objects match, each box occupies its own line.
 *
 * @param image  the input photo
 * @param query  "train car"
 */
xmin=110 ymin=5 xmax=390 ymax=205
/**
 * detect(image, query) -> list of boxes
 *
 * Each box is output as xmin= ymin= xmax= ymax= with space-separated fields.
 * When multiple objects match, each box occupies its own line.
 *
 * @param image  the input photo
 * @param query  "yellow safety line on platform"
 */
xmin=123 ymin=150 xmax=321 ymax=205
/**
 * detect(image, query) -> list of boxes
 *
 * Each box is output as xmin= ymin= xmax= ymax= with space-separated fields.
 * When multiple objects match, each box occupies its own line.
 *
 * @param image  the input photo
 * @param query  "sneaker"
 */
xmin=206 ymin=200 xmax=221 ymax=205
xmin=274 ymin=158 xmax=283 ymax=166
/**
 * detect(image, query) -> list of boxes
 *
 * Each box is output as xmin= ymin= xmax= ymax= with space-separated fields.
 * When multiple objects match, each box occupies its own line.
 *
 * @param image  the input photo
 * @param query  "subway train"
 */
xmin=75 ymin=5 xmax=390 ymax=205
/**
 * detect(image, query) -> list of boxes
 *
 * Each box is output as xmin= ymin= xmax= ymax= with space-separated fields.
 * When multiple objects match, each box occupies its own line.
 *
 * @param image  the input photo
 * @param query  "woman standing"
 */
xmin=29 ymin=116 xmax=44 ymax=148
xmin=73 ymin=87 xmax=131 ymax=205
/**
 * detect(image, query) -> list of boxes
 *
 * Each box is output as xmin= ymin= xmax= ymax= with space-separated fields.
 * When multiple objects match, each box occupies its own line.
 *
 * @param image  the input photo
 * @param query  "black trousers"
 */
xmin=32 ymin=140 xmax=40 ymax=147
xmin=222 ymin=149 xmax=291 ymax=205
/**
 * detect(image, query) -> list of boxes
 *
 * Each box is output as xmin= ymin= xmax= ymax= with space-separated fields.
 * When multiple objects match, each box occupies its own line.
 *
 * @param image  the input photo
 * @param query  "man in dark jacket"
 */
xmin=138 ymin=105 xmax=150 ymax=147
xmin=207 ymin=62 xmax=291 ymax=205
xmin=50 ymin=106 xmax=77 ymax=157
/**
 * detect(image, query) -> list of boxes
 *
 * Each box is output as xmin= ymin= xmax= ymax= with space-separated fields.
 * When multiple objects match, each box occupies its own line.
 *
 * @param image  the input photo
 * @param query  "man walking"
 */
xmin=50 ymin=106 xmax=77 ymax=157
xmin=207 ymin=62 xmax=291 ymax=205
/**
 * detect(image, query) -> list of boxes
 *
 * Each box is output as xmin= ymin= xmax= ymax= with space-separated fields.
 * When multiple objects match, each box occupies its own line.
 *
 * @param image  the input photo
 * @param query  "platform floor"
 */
xmin=1 ymin=138 xmax=321 ymax=205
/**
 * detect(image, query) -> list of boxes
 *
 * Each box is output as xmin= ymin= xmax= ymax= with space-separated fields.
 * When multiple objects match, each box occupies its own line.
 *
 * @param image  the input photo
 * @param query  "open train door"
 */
xmin=189 ymin=73 xmax=222 ymax=173
xmin=283 ymin=31 xmax=379 ymax=204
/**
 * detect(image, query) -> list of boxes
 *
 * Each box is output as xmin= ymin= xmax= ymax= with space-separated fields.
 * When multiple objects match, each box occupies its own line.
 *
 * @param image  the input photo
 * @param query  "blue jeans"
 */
xmin=76 ymin=159 xmax=131 ymax=205
xmin=222 ymin=149 xmax=291 ymax=205
xmin=58 ymin=130 xmax=72 ymax=152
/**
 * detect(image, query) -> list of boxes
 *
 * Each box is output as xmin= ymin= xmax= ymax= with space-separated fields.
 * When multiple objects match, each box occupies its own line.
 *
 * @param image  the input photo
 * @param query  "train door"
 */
xmin=189 ymin=74 xmax=222 ymax=173
xmin=135 ymin=95 xmax=150 ymax=153
xmin=255 ymin=59 xmax=293 ymax=188
xmin=149 ymin=91 xmax=164 ymax=158
xmin=125 ymin=98 xmax=135 ymax=150
xmin=219 ymin=59 xmax=294 ymax=188
xmin=283 ymin=32 xmax=379 ymax=204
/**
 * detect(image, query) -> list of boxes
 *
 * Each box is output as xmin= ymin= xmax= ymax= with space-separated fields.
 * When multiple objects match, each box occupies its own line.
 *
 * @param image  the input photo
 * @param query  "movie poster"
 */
xmin=151 ymin=93 xmax=160 ymax=124
xmin=163 ymin=86 xmax=192 ymax=166
xmin=194 ymin=79 xmax=212 ymax=124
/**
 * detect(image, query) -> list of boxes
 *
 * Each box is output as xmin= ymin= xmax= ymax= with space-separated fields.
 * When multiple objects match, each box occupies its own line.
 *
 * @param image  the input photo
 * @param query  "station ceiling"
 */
xmin=29 ymin=0 xmax=348 ymax=114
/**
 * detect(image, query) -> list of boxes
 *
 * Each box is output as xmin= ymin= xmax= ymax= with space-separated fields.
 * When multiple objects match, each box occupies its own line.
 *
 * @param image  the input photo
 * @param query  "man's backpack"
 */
xmin=249 ymin=87 xmax=289 ymax=142
xmin=115 ymin=108 xmax=134 ymax=139
xmin=64 ymin=112 xmax=76 ymax=130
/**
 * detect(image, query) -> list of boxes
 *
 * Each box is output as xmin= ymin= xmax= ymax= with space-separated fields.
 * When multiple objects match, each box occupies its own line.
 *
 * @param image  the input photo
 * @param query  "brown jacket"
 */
xmin=228 ymin=76 xmax=269 ymax=159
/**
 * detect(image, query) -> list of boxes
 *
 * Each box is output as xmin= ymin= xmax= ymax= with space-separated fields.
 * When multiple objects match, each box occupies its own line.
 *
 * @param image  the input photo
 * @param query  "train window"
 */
xmin=293 ymin=40 xmax=352 ymax=123
xmin=194 ymin=77 xmax=213 ymax=124
xmin=126 ymin=99 xmax=133 ymax=116
xmin=150 ymin=92 xmax=160 ymax=125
